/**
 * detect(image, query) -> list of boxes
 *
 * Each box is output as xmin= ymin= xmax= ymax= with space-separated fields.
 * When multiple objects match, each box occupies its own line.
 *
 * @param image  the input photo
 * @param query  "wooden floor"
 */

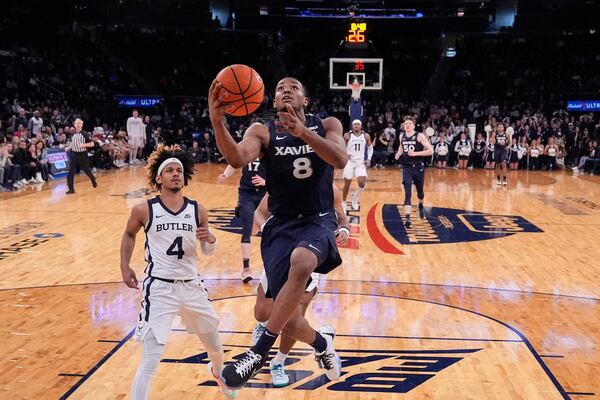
xmin=1 ymin=164 xmax=599 ymax=399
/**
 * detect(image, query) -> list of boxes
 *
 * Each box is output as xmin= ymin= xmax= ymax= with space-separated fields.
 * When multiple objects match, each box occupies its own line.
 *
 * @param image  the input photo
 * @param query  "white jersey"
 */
xmin=127 ymin=116 xmax=145 ymax=139
xmin=347 ymin=132 xmax=367 ymax=163
xmin=144 ymin=196 xmax=200 ymax=280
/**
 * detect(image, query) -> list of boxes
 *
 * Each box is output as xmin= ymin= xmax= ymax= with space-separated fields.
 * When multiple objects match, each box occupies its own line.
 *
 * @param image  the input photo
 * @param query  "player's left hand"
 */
xmin=408 ymin=150 xmax=416 ymax=157
xmin=196 ymin=226 xmax=215 ymax=243
xmin=251 ymin=175 xmax=266 ymax=186
xmin=276 ymin=104 xmax=306 ymax=137
xmin=336 ymin=228 xmax=349 ymax=245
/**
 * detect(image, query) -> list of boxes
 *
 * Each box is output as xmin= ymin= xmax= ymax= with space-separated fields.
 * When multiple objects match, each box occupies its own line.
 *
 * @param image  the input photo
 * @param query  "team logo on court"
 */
xmin=367 ymin=203 xmax=542 ymax=254
xmin=207 ymin=207 xmax=361 ymax=249
xmin=162 ymin=346 xmax=481 ymax=393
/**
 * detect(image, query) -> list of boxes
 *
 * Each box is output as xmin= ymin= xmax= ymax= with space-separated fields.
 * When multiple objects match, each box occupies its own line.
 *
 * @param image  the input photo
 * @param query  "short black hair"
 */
xmin=146 ymin=144 xmax=195 ymax=192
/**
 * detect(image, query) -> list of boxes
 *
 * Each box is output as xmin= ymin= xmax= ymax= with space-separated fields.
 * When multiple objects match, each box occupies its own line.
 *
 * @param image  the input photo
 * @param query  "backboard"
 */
xmin=329 ymin=57 xmax=383 ymax=91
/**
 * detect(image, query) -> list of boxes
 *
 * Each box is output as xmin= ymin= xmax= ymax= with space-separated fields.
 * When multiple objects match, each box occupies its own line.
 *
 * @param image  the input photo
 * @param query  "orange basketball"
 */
xmin=216 ymin=64 xmax=265 ymax=116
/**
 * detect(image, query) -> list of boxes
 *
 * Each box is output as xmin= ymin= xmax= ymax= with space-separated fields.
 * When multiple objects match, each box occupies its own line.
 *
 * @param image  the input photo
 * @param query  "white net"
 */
xmin=350 ymin=81 xmax=363 ymax=101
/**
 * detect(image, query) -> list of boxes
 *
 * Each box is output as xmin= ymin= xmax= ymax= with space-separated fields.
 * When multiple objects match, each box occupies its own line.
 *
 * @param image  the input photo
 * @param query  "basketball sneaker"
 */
xmin=404 ymin=218 xmax=412 ymax=229
xmin=496 ymin=179 xmax=502 ymax=185
xmin=314 ymin=325 xmax=342 ymax=381
xmin=252 ymin=322 xmax=267 ymax=346
xmin=502 ymin=179 xmax=508 ymax=186
xmin=207 ymin=362 xmax=240 ymax=398
xmin=221 ymin=349 xmax=265 ymax=389
xmin=242 ymin=268 xmax=252 ymax=283
xmin=418 ymin=204 xmax=425 ymax=219
xmin=269 ymin=361 xmax=290 ymax=388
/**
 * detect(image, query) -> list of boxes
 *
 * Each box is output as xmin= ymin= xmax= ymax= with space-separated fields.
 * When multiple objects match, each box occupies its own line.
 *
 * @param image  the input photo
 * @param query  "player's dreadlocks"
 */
xmin=146 ymin=144 xmax=195 ymax=192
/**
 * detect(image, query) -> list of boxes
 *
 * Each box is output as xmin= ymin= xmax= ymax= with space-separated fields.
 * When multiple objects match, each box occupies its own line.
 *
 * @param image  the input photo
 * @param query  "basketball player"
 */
xmin=394 ymin=116 xmax=434 ymax=229
xmin=217 ymin=158 xmax=267 ymax=283
xmin=209 ymin=76 xmax=346 ymax=389
xmin=119 ymin=145 xmax=236 ymax=399
xmin=342 ymin=119 xmax=373 ymax=212
xmin=251 ymin=185 xmax=349 ymax=387
xmin=494 ymin=123 xmax=512 ymax=185
xmin=126 ymin=109 xmax=145 ymax=164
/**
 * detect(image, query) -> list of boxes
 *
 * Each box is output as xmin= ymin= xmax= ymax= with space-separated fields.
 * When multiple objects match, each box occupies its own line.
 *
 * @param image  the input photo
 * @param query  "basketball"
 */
xmin=216 ymin=64 xmax=264 ymax=116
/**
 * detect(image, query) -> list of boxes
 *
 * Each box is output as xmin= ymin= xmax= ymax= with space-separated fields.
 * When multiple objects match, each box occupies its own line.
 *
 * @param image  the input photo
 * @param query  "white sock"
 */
xmin=271 ymin=351 xmax=287 ymax=366
xmin=197 ymin=330 xmax=225 ymax=374
xmin=258 ymin=321 xmax=267 ymax=328
xmin=132 ymin=331 xmax=165 ymax=400
xmin=355 ymin=186 xmax=364 ymax=200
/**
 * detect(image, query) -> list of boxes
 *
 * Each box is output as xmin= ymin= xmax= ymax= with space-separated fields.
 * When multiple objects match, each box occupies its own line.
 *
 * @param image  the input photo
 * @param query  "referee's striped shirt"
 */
xmin=71 ymin=131 xmax=88 ymax=152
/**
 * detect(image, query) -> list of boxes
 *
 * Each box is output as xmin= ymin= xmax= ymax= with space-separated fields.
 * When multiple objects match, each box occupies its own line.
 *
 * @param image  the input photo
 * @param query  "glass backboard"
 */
xmin=329 ymin=58 xmax=383 ymax=90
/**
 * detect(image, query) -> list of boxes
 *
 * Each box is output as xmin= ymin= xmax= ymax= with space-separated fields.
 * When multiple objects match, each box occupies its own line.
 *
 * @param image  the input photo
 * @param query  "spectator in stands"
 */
xmin=28 ymin=110 xmax=43 ymax=136
xmin=199 ymin=131 xmax=214 ymax=163
xmin=34 ymin=140 xmax=51 ymax=180
xmin=13 ymin=139 xmax=43 ymax=183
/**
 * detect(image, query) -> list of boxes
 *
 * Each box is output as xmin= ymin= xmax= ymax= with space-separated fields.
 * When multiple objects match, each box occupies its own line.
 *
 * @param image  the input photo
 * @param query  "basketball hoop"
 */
xmin=350 ymin=81 xmax=363 ymax=101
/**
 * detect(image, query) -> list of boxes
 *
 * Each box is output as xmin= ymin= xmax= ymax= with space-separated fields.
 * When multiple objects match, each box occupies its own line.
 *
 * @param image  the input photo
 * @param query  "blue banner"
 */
xmin=566 ymin=100 xmax=600 ymax=112
xmin=115 ymin=95 xmax=163 ymax=108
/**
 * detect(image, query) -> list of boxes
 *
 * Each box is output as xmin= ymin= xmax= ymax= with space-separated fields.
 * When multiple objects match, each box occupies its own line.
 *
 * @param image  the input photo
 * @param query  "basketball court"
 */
xmin=1 ymin=164 xmax=599 ymax=399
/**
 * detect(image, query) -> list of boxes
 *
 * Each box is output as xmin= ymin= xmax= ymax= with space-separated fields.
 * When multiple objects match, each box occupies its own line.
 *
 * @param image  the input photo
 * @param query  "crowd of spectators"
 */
xmin=1 ymin=28 xmax=599 ymax=193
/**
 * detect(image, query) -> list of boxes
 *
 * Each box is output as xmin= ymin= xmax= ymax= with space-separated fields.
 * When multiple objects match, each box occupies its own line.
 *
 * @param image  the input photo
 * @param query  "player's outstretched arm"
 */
xmin=120 ymin=203 xmax=147 ymax=289
xmin=209 ymin=80 xmax=266 ymax=168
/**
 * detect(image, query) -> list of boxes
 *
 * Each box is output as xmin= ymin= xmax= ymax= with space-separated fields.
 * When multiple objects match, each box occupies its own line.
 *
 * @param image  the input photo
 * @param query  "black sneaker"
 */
xmin=418 ymin=204 xmax=425 ymax=219
xmin=404 ymin=219 xmax=412 ymax=229
xmin=66 ymin=190 xmax=75 ymax=195
xmin=221 ymin=349 xmax=265 ymax=389
xmin=92 ymin=180 xmax=98 ymax=188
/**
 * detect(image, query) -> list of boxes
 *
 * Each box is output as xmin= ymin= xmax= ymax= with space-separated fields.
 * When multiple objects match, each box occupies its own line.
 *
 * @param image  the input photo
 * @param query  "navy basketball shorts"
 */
xmin=402 ymin=163 xmax=425 ymax=204
xmin=237 ymin=188 xmax=265 ymax=244
xmin=260 ymin=211 xmax=342 ymax=299
xmin=494 ymin=147 xmax=508 ymax=164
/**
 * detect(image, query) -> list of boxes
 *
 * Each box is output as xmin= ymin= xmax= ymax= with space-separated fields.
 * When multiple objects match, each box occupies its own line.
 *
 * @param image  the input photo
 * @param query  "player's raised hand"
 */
xmin=208 ymin=80 xmax=232 ymax=122
xmin=251 ymin=175 xmax=266 ymax=186
xmin=121 ymin=266 xmax=139 ymax=289
xmin=276 ymin=103 xmax=305 ymax=137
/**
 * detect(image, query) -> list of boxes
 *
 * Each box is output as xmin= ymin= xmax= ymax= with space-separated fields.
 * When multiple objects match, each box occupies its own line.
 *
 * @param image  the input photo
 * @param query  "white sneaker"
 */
xmin=207 ymin=362 xmax=239 ymax=398
xmin=269 ymin=361 xmax=290 ymax=388
xmin=496 ymin=179 xmax=502 ymax=185
xmin=314 ymin=325 xmax=341 ymax=381
xmin=502 ymin=180 xmax=508 ymax=186
xmin=252 ymin=322 xmax=267 ymax=346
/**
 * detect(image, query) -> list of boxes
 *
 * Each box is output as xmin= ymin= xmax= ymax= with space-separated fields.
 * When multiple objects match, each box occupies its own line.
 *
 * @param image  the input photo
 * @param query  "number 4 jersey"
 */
xmin=144 ymin=196 xmax=201 ymax=280
xmin=263 ymin=113 xmax=334 ymax=218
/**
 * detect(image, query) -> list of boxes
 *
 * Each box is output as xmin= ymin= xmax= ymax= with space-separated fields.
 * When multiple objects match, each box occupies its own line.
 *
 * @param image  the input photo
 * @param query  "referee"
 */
xmin=65 ymin=118 xmax=97 ymax=194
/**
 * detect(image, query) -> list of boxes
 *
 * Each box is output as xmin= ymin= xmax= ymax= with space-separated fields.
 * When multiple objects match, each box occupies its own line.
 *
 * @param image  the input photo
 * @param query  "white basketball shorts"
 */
xmin=134 ymin=276 xmax=219 ymax=344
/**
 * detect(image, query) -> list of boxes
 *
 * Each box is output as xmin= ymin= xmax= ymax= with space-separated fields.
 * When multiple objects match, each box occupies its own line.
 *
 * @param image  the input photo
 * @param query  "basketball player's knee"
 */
xmin=254 ymin=297 xmax=272 ymax=322
xmin=289 ymin=250 xmax=316 ymax=281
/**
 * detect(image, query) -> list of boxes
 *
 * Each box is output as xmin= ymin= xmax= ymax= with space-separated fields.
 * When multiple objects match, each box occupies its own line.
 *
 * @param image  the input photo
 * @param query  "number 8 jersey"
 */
xmin=144 ymin=196 xmax=201 ymax=280
xmin=263 ymin=113 xmax=334 ymax=218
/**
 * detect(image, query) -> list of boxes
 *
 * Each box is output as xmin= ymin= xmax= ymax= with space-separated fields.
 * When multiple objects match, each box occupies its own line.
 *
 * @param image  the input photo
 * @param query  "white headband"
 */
xmin=352 ymin=119 xmax=362 ymax=125
xmin=157 ymin=157 xmax=184 ymax=176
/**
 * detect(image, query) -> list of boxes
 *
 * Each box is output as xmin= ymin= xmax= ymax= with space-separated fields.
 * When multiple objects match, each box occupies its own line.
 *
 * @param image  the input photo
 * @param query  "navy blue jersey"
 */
xmin=262 ymin=114 xmax=334 ymax=218
xmin=496 ymin=132 xmax=508 ymax=148
xmin=400 ymin=132 xmax=425 ymax=165
xmin=239 ymin=158 xmax=266 ymax=191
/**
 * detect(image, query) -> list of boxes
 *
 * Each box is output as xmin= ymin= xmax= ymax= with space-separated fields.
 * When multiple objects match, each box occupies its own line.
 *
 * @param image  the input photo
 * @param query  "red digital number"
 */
xmin=354 ymin=61 xmax=365 ymax=71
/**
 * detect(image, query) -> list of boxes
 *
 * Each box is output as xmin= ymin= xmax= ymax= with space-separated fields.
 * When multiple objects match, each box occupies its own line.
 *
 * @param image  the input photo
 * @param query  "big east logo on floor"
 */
xmin=367 ymin=204 xmax=542 ymax=255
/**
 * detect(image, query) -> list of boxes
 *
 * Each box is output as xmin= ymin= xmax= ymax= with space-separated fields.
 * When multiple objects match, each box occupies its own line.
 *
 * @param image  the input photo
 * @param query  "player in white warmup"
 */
xmin=119 ymin=144 xmax=236 ymax=399
xmin=341 ymin=119 xmax=373 ymax=213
